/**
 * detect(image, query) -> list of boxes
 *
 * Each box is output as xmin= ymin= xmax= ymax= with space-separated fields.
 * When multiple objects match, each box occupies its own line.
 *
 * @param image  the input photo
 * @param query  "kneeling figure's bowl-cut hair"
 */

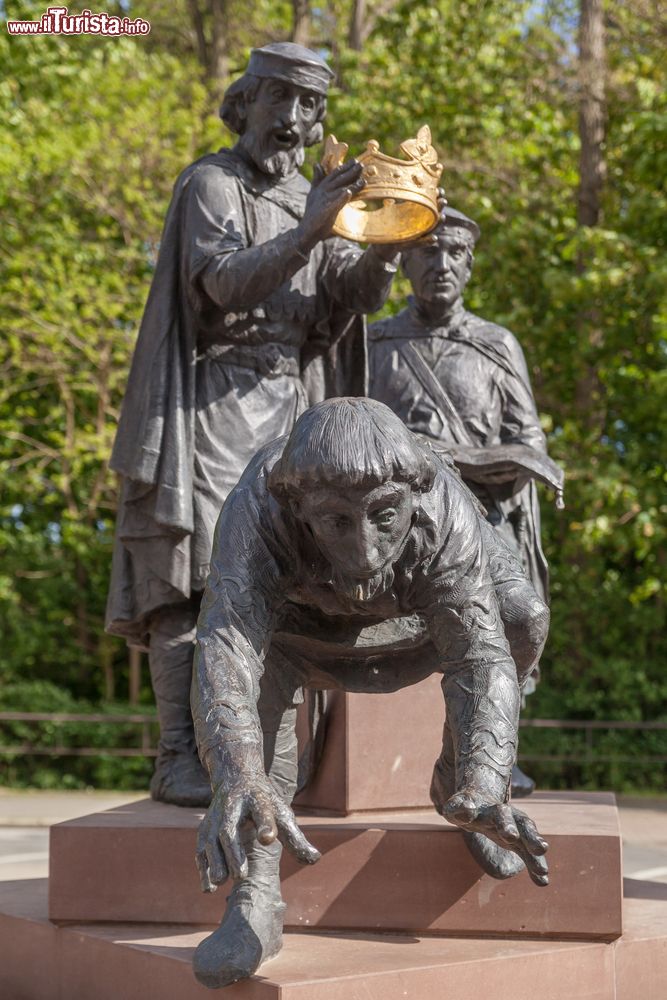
xmin=269 ymin=397 xmax=435 ymax=506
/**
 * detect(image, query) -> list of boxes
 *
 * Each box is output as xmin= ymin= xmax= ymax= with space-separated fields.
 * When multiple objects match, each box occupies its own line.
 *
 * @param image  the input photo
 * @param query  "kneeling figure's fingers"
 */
xmin=250 ymin=796 xmax=278 ymax=846
xmin=274 ymin=801 xmax=321 ymax=864
xmin=492 ymin=803 xmax=521 ymax=844
xmin=218 ymin=801 xmax=248 ymax=880
xmin=520 ymin=846 xmax=549 ymax=887
xmin=514 ymin=811 xmax=549 ymax=856
xmin=443 ymin=792 xmax=481 ymax=828
xmin=205 ymin=839 xmax=228 ymax=887
xmin=195 ymin=848 xmax=215 ymax=893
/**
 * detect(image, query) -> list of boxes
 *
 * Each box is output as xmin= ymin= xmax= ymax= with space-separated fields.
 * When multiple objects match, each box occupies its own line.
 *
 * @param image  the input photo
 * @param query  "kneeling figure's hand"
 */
xmin=443 ymin=790 xmax=549 ymax=887
xmin=195 ymin=743 xmax=320 ymax=893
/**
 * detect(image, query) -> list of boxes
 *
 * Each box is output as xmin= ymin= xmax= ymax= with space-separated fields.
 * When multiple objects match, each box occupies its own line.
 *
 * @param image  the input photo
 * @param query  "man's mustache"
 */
xmin=328 ymin=563 xmax=396 ymax=602
xmin=239 ymin=127 xmax=305 ymax=177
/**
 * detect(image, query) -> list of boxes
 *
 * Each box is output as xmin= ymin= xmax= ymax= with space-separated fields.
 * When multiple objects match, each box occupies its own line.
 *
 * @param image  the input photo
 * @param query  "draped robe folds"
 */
xmin=107 ymin=149 xmax=386 ymax=649
xmin=368 ymin=302 xmax=563 ymax=609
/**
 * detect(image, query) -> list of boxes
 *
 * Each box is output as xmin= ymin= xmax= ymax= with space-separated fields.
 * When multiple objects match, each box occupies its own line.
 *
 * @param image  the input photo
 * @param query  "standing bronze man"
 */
xmin=368 ymin=208 xmax=563 ymax=795
xmin=106 ymin=43 xmax=403 ymax=806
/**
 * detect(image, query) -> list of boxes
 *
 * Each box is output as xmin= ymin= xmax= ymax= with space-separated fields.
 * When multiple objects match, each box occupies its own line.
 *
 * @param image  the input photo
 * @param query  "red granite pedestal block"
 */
xmin=615 ymin=879 xmax=667 ymax=1000
xmin=3 ymin=878 xmax=667 ymax=1000
xmin=294 ymin=674 xmax=445 ymax=813
xmin=49 ymin=792 xmax=623 ymax=940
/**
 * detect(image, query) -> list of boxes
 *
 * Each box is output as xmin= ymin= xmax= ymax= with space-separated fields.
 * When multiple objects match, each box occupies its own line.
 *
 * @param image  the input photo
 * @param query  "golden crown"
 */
xmin=321 ymin=125 xmax=444 ymax=244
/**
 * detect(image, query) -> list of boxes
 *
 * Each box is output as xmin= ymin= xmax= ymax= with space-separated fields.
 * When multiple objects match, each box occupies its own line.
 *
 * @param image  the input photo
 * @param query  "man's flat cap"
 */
xmin=438 ymin=206 xmax=481 ymax=242
xmin=247 ymin=43 xmax=335 ymax=95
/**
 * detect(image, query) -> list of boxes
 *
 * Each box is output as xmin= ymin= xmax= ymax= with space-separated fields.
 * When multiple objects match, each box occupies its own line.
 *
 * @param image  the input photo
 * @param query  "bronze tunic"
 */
xmin=107 ymin=149 xmax=396 ymax=645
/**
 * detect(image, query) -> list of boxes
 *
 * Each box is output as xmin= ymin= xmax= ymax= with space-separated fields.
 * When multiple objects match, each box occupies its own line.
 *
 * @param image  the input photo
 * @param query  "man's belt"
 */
xmin=198 ymin=342 xmax=301 ymax=378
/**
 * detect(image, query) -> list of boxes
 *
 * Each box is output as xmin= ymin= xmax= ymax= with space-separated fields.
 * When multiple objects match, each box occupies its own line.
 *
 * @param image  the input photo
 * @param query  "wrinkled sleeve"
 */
xmin=192 ymin=470 xmax=286 ymax=760
xmin=184 ymin=165 xmax=311 ymax=314
xmin=499 ymin=335 xmax=546 ymax=452
xmin=320 ymin=237 xmax=398 ymax=315
xmin=411 ymin=478 xmax=520 ymax=799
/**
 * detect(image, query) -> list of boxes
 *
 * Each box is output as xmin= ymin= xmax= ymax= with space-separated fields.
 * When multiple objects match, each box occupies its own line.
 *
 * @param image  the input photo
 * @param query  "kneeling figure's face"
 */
xmin=295 ymin=481 xmax=415 ymax=600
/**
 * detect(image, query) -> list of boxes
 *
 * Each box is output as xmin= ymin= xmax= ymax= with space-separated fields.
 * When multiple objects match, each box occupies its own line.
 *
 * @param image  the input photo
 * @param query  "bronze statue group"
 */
xmin=106 ymin=43 xmax=563 ymax=990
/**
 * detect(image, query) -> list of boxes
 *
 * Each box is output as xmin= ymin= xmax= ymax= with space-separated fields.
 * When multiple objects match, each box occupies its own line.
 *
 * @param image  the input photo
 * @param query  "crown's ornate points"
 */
xmin=321 ymin=125 xmax=444 ymax=244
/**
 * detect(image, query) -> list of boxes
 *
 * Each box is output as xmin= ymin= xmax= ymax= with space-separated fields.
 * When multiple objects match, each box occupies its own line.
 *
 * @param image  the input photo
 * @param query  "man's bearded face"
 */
xmin=403 ymin=228 xmax=474 ymax=309
xmin=239 ymin=78 xmax=320 ymax=178
xmin=295 ymin=481 xmax=415 ymax=602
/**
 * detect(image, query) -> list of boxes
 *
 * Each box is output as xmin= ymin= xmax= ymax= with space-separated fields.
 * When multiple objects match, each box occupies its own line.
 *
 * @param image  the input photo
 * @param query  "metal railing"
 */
xmin=518 ymin=718 xmax=667 ymax=765
xmin=0 ymin=711 xmax=159 ymax=758
xmin=0 ymin=712 xmax=665 ymax=764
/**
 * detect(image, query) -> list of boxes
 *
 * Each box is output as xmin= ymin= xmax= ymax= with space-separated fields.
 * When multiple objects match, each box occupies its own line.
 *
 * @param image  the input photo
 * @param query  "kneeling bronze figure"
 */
xmin=191 ymin=398 xmax=550 ymax=989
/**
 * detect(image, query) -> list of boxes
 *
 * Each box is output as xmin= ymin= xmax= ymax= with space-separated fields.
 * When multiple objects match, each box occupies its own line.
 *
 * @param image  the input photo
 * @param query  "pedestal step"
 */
xmin=48 ymin=792 xmax=623 ymax=940
xmin=6 ymin=879 xmax=667 ymax=1000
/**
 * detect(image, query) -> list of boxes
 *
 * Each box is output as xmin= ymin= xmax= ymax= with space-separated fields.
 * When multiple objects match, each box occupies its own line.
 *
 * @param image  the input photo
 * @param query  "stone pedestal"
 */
xmin=2 ymin=792 xmax=666 ymax=998
xmin=293 ymin=675 xmax=445 ymax=813
xmin=2 ymin=878 xmax=667 ymax=1000
xmin=48 ymin=793 xmax=623 ymax=940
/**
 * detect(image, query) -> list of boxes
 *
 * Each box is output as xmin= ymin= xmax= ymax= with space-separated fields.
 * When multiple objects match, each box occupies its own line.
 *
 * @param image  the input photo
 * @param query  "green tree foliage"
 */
xmin=0 ymin=8 xmax=220 ymax=704
xmin=327 ymin=1 xmax=666 ymax=785
xmin=0 ymin=680 xmax=156 ymax=789
xmin=0 ymin=0 xmax=664 ymax=788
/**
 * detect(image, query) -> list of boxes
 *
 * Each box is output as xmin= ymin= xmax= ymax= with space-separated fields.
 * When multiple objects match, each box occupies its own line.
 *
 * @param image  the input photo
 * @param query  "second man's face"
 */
xmin=403 ymin=229 xmax=473 ymax=309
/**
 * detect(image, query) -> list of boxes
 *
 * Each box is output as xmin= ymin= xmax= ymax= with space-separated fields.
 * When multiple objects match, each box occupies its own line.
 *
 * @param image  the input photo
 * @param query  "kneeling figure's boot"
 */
xmin=150 ymin=748 xmax=213 ymax=808
xmin=510 ymin=763 xmax=536 ymax=799
xmin=193 ymin=839 xmax=285 ymax=989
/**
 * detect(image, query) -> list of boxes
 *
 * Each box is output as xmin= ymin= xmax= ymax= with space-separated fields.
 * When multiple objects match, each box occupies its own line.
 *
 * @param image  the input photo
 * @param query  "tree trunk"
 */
xmin=574 ymin=0 xmax=607 ymax=430
xmin=187 ymin=0 xmax=209 ymax=74
xmin=349 ymin=1 xmax=400 ymax=50
xmin=292 ymin=0 xmax=311 ymax=46
xmin=577 ymin=0 xmax=606 ymax=227
xmin=129 ymin=648 xmax=142 ymax=706
xmin=99 ymin=634 xmax=116 ymax=703
xmin=348 ymin=0 xmax=366 ymax=49
xmin=208 ymin=0 xmax=228 ymax=85
xmin=185 ymin=1 xmax=228 ymax=89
